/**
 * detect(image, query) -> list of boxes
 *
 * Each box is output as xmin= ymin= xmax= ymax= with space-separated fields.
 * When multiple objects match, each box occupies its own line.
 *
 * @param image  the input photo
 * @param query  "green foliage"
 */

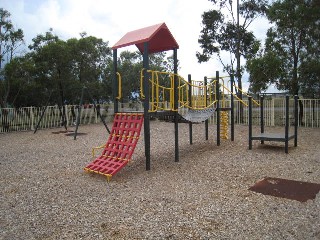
xmin=247 ymin=0 xmax=320 ymax=96
xmin=0 ymin=8 xmax=25 ymax=107
xmin=0 ymin=9 xmax=180 ymax=107
xmin=28 ymin=30 xmax=59 ymax=51
xmin=0 ymin=8 xmax=25 ymax=67
xmin=300 ymin=59 xmax=320 ymax=98
xmin=246 ymin=52 xmax=284 ymax=93
xmin=66 ymin=35 xmax=112 ymax=103
xmin=197 ymin=0 xmax=267 ymax=98
xmin=117 ymin=50 xmax=143 ymax=101
xmin=2 ymin=54 xmax=38 ymax=106
xmin=29 ymin=32 xmax=74 ymax=106
xmin=3 ymin=28 xmax=113 ymax=107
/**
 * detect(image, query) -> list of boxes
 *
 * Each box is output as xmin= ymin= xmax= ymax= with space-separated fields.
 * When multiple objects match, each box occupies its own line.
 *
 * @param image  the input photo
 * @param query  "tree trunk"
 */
xmin=236 ymin=0 xmax=244 ymax=123
xmin=298 ymin=98 xmax=304 ymax=126
xmin=58 ymin=70 xmax=67 ymax=129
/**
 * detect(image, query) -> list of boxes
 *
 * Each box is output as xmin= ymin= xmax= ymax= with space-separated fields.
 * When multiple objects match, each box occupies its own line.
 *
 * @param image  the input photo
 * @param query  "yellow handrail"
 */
xmin=220 ymin=78 xmax=226 ymax=108
xmin=140 ymin=69 xmax=177 ymax=112
xmin=209 ymin=76 xmax=260 ymax=107
xmin=116 ymin=72 xmax=122 ymax=100
xmin=170 ymin=74 xmax=175 ymax=110
xmin=220 ymin=82 xmax=248 ymax=107
xmin=140 ymin=69 xmax=145 ymax=99
xmin=232 ymin=83 xmax=260 ymax=106
xmin=92 ymin=144 xmax=106 ymax=158
xmin=177 ymin=77 xmax=218 ymax=110
xmin=139 ymin=70 xmax=261 ymax=112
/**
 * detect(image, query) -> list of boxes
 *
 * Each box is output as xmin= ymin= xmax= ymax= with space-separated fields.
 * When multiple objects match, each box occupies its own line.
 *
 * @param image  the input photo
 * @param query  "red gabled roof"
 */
xmin=112 ymin=23 xmax=179 ymax=54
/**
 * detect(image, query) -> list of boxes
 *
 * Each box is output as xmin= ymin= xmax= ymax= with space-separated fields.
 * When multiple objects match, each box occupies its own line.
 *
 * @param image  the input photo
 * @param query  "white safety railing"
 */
xmin=1 ymin=98 xmax=319 ymax=133
xmin=205 ymin=98 xmax=319 ymax=128
xmin=296 ymin=99 xmax=320 ymax=128
xmin=0 ymin=104 xmax=112 ymax=133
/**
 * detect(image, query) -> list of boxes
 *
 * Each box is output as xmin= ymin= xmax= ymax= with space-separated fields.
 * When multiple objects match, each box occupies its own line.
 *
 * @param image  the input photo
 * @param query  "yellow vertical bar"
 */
xmin=155 ymin=71 xmax=159 ymax=111
xmin=171 ymin=74 xmax=174 ymax=110
xmin=140 ymin=69 xmax=145 ymax=99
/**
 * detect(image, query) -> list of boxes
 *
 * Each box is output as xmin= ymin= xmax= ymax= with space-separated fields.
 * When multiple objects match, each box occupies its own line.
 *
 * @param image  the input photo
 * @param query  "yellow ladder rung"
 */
xmin=84 ymin=168 xmax=113 ymax=182
xmin=220 ymin=111 xmax=229 ymax=139
xmin=112 ymin=134 xmax=139 ymax=139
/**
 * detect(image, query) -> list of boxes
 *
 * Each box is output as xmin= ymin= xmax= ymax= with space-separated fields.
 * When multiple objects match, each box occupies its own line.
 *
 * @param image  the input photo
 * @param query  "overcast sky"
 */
xmin=2 ymin=0 xmax=272 ymax=91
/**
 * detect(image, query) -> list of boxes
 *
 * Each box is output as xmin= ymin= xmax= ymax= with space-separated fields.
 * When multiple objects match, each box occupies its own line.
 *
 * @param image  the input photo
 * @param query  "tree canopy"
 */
xmin=0 ymin=8 xmax=24 ymax=108
xmin=246 ymin=0 xmax=320 ymax=97
xmin=1 ymin=3 xmax=320 ymax=109
xmin=2 ymin=30 xmax=114 ymax=107
xmin=197 ymin=0 xmax=267 ymax=98
xmin=1 ymin=28 xmax=175 ymax=107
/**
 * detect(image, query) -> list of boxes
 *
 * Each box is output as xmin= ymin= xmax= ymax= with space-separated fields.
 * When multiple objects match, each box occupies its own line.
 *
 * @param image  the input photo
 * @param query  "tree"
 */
xmin=26 ymin=31 xmax=113 ymax=106
xmin=29 ymin=30 xmax=71 ymax=107
xmin=197 ymin=0 xmax=267 ymax=99
xmin=0 ymin=8 xmax=24 ymax=108
xmin=0 ymin=8 xmax=24 ymax=69
xmin=246 ymin=51 xmax=284 ymax=94
xmin=246 ymin=0 xmax=320 ymax=123
xmin=248 ymin=0 xmax=320 ymax=95
xmin=299 ymin=0 xmax=320 ymax=99
xmin=68 ymin=34 xmax=112 ymax=103
xmin=300 ymin=60 xmax=320 ymax=99
xmin=117 ymin=50 xmax=142 ymax=101
xmin=1 ymin=54 xmax=37 ymax=107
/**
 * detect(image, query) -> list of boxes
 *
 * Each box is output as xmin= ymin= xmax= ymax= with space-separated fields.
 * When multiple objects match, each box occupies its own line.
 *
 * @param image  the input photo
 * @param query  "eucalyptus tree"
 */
xmin=68 ymin=33 xmax=112 ymax=103
xmin=0 ymin=8 xmax=24 ymax=69
xmin=197 ymin=0 xmax=267 ymax=99
xmin=248 ymin=0 xmax=319 ymax=95
xmin=300 ymin=60 xmax=320 ymax=99
xmin=1 ymin=54 xmax=39 ymax=107
xmin=117 ymin=50 xmax=142 ymax=101
xmin=246 ymin=0 xmax=320 ymax=123
xmin=27 ymin=31 xmax=112 ymax=105
xmin=29 ymin=30 xmax=72 ymax=106
xmin=0 ymin=8 xmax=24 ymax=108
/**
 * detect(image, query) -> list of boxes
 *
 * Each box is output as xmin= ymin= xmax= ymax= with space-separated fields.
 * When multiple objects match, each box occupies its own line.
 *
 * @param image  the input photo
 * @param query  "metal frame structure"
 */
xmin=33 ymin=90 xmax=68 ymax=134
xmin=112 ymin=23 xmax=180 ymax=170
xmin=111 ymin=23 xmax=241 ymax=171
xmin=248 ymin=95 xmax=298 ymax=153
xmin=73 ymin=86 xmax=110 ymax=140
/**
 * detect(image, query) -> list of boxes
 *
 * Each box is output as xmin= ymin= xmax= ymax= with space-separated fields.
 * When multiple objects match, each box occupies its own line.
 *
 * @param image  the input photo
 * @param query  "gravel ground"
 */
xmin=1 ymin=120 xmax=319 ymax=240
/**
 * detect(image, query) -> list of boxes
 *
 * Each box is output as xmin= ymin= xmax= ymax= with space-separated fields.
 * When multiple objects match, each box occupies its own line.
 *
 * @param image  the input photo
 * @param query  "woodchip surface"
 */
xmin=1 ymin=120 xmax=319 ymax=240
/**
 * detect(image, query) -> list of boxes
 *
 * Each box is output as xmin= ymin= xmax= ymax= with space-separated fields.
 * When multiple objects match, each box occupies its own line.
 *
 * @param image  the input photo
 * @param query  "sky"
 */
xmin=2 ymin=0 xmax=273 ymax=92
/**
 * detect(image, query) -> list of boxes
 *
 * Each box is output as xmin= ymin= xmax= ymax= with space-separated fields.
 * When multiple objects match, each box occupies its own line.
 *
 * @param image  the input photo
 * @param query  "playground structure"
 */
xmin=249 ymin=95 xmax=298 ymax=153
xmin=139 ymin=69 xmax=254 ymax=137
xmin=85 ymin=69 xmax=252 ymax=180
xmin=84 ymin=23 xmax=250 ymax=180
xmin=84 ymin=23 xmax=297 ymax=181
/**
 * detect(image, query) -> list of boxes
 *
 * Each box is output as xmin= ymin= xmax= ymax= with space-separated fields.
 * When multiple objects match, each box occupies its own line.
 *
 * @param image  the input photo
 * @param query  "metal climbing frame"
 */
xmin=139 ymin=69 xmax=220 ymax=112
